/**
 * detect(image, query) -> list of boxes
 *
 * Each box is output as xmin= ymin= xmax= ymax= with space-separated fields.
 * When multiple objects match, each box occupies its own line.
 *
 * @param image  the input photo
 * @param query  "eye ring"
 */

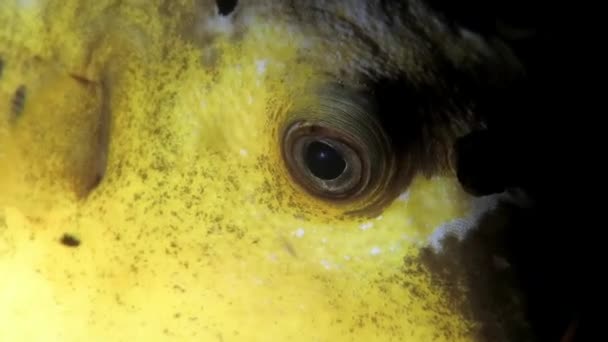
xmin=283 ymin=121 xmax=367 ymax=200
xmin=280 ymin=84 xmax=400 ymax=213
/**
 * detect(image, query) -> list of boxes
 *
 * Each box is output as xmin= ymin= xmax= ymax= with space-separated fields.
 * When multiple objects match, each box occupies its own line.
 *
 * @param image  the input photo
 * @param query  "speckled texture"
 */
xmin=0 ymin=1 xmax=527 ymax=341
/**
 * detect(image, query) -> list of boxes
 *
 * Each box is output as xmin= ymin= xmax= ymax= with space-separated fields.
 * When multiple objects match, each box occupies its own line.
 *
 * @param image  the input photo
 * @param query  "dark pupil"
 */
xmin=304 ymin=141 xmax=346 ymax=180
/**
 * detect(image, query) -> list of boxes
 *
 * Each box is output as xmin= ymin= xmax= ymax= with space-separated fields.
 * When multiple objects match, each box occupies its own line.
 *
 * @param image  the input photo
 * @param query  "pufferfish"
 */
xmin=0 ymin=0 xmax=529 ymax=341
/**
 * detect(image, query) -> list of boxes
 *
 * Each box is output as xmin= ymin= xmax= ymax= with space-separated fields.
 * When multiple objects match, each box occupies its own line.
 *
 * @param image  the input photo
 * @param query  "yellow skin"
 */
xmin=1 ymin=1 xmax=488 ymax=341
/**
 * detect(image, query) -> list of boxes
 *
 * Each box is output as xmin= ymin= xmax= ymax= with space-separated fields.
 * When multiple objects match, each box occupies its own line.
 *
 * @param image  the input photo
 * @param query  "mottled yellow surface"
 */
xmin=1 ymin=1 xmax=476 ymax=341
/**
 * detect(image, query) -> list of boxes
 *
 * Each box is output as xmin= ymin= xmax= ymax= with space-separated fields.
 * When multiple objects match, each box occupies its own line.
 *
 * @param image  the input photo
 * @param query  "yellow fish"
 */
xmin=0 ymin=1 xmax=528 ymax=341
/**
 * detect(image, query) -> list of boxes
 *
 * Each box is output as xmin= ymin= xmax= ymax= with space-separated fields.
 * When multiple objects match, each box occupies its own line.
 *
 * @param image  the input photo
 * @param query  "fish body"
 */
xmin=0 ymin=1 xmax=526 ymax=341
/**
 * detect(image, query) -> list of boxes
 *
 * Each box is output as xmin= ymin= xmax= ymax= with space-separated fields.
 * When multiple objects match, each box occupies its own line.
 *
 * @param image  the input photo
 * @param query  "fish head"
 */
xmin=0 ymin=1 xmax=524 ymax=341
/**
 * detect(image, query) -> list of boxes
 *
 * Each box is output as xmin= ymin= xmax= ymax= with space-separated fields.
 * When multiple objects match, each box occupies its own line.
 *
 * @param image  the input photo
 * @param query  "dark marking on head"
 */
xmin=11 ymin=85 xmax=26 ymax=120
xmin=418 ymin=202 xmax=535 ymax=341
xmin=216 ymin=0 xmax=238 ymax=16
xmin=74 ymin=78 xmax=110 ymax=199
xmin=454 ymin=130 xmax=509 ymax=196
xmin=60 ymin=233 xmax=81 ymax=248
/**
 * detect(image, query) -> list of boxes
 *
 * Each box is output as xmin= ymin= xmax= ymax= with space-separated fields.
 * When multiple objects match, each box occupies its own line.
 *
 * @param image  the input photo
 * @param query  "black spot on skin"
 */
xmin=11 ymin=85 xmax=26 ymax=120
xmin=60 ymin=233 xmax=81 ymax=247
xmin=0 ymin=57 xmax=4 ymax=79
xmin=216 ymin=0 xmax=238 ymax=16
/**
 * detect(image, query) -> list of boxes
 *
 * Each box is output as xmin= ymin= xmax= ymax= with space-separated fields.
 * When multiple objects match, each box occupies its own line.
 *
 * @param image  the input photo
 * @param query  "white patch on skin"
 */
xmin=375 ymin=215 xmax=383 ymax=221
xmin=428 ymin=193 xmax=507 ymax=252
xmin=397 ymin=191 xmax=410 ymax=202
xmin=359 ymin=222 xmax=373 ymax=231
xmin=320 ymin=259 xmax=332 ymax=270
xmin=370 ymin=247 xmax=382 ymax=256
xmin=293 ymin=228 xmax=305 ymax=238
xmin=17 ymin=0 xmax=39 ymax=8
xmin=428 ymin=218 xmax=468 ymax=252
xmin=239 ymin=149 xmax=249 ymax=157
xmin=321 ymin=237 xmax=327 ymax=244
xmin=255 ymin=59 xmax=267 ymax=75
xmin=205 ymin=13 xmax=234 ymax=36
xmin=343 ymin=255 xmax=351 ymax=261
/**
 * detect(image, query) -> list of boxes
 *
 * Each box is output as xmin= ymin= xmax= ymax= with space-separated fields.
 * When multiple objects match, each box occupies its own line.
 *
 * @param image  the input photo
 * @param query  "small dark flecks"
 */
xmin=60 ymin=233 xmax=81 ymax=247
xmin=11 ymin=85 xmax=26 ymax=120
xmin=115 ymin=294 xmax=125 ymax=306
xmin=173 ymin=284 xmax=186 ymax=293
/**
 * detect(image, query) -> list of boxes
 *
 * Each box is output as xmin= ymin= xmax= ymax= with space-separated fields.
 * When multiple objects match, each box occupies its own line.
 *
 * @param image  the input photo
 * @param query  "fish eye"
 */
xmin=281 ymin=85 xmax=400 ymax=212
xmin=305 ymin=140 xmax=347 ymax=180
xmin=283 ymin=122 xmax=363 ymax=199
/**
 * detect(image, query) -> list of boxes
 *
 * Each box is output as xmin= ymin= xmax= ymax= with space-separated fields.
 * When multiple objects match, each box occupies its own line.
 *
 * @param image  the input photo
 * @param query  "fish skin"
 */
xmin=0 ymin=1 xmax=528 ymax=341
